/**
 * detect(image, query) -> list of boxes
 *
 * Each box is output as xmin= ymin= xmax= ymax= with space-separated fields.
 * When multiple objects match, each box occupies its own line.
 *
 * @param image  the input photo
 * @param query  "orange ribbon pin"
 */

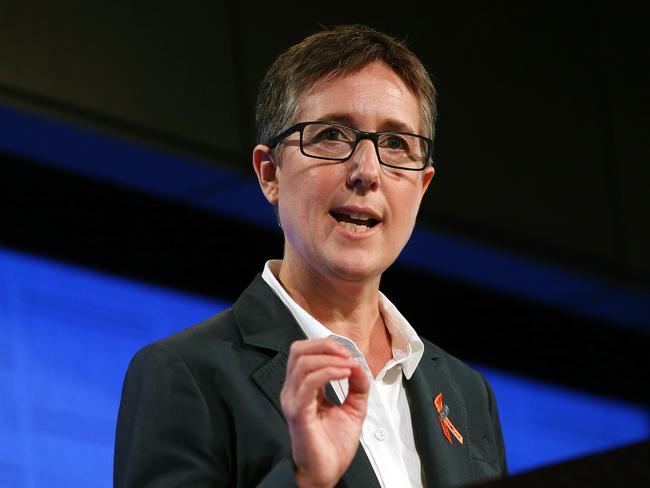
xmin=434 ymin=393 xmax=464 ymax=445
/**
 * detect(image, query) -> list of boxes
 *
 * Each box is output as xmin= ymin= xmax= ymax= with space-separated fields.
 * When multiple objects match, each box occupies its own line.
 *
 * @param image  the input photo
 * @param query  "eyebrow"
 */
xmin=315 ymin=113 xmax=418 ymax=134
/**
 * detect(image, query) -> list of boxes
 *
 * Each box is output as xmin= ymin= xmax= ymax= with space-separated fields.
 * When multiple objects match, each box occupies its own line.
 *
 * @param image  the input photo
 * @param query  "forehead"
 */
xmin=297 ymin=62 xmax=421 ymax=133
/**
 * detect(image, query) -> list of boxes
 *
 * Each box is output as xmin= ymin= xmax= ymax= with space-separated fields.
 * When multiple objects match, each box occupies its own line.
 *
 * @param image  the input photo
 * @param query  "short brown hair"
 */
xmin=255 ymin=24 xmax=437 ymax=146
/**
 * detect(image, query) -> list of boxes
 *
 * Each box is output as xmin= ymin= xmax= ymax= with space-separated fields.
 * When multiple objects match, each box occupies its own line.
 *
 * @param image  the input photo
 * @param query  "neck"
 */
xmin=274 ymin=254 xmax=390 ymax=363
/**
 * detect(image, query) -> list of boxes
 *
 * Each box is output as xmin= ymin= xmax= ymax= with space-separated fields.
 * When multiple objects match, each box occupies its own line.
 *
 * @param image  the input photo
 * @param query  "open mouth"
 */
xmin=330 ymin=211 xmax=380 ymax=233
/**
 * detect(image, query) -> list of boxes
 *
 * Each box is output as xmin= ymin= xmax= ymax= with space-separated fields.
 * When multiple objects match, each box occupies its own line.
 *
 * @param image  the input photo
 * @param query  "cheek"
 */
xmin=277 ymin=173 xmax=318 ymax=229
xmin=388 ymin=187 xmax=423 ymax=240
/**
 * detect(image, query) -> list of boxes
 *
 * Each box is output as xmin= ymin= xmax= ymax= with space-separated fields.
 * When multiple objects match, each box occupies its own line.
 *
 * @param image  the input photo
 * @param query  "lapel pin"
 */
xmin=434 ymin=393 xmax=464 ymax=446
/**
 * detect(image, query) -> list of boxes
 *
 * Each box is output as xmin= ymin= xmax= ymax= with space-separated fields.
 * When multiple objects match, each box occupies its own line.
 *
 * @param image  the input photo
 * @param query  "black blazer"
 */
xmin=114 ymin=275 xmax=507 ymax=487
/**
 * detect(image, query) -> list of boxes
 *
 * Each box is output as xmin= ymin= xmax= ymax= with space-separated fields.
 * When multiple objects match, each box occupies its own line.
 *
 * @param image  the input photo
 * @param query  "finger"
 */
xmin=341 ymin=362 xmax=370 ymax=414
xmin=289 ymin=338 xmax=351 ymax=357
xmin=289 ymin=366 xmax=352 ymax=414
xmin=347 ymin=362 xmax=370 ymax=394
xmin=287 ymin=339 xmax=352 ymax=370
xmin=286 ymin=354 xmax=357 ymax=385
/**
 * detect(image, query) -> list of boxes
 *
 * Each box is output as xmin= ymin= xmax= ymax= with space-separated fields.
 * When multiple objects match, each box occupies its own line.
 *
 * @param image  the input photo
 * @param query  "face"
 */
xmin=254 ymin=62 xmax=434 ymax=286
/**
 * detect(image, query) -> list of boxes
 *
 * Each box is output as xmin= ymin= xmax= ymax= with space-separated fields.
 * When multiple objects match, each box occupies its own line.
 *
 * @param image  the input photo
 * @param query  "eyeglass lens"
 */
xmin=301 ymin=122 xmax=427 ymax=169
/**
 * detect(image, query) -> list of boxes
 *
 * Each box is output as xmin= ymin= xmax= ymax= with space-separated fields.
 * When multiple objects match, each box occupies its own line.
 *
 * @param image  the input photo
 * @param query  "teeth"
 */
xmin=347 ymin=213 xmax=371 ymax=221
xmin=340 ymin=221 xmax=370 ymax=233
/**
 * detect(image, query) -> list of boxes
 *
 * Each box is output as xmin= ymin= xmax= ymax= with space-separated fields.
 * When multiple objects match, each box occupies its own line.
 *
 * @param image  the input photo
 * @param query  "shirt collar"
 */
xmin=261 ymin=260 xmax=424 ymax=379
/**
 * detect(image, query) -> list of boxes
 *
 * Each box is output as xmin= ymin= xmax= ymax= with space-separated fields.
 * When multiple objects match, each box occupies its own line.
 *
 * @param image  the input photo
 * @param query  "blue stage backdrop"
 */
xmin=0 ymin=247 xmax=648 ymax=487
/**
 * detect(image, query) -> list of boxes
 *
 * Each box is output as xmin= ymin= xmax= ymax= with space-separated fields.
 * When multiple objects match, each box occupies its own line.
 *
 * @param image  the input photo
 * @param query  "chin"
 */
xmin=324 ymin=254 xmax=387 ymax=284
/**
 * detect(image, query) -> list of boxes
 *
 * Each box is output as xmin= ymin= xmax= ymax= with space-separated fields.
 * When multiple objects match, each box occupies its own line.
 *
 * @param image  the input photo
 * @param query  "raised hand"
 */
xmin=280 ymin=338 xmax=370 ymax=488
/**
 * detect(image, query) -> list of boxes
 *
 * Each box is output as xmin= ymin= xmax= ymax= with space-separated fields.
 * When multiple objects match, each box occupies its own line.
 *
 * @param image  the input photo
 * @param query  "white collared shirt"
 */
xmin=262 ymin=260 xmax=425 ymax=487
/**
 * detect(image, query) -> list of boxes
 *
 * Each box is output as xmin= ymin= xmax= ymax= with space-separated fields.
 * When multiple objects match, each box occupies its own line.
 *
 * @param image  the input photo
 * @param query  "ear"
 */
xmin=252 ymin=144 xmax=279 ymax=206
xmin=419 ymin=165 xmax=435 ymax=199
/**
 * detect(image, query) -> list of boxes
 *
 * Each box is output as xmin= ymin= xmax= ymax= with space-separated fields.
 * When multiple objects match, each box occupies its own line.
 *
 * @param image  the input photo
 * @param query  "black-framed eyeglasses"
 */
xmin=268 ymin=121 xmax=434 ymax=171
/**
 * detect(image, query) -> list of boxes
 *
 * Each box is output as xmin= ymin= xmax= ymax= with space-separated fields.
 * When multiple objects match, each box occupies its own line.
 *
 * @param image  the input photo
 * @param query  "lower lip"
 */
xmin=329 ymin=213 xmax=381 ymax=239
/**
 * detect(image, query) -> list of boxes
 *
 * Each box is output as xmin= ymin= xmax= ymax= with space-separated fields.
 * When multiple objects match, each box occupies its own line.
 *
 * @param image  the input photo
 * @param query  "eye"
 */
xmin=318 ymin=127 xmax=346 ymax=141
xmin=383 ymin=135 xmax=408 ymax=151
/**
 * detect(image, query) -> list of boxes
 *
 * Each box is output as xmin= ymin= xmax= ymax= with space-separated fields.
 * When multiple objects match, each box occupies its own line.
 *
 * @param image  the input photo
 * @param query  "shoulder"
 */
xmin=420 ymin=337 xmax=482 ymax=379
xmin=419 ymin=336 xmax=493 ymax=404
xmin=133 ymin=307 xmax=238 ymax=359
xmin=125 ymin=274 xmax=296 ymax=384
xmin=125 ymin=307 xmax=249 ymax=391
xmin=159 ymin=307 xmax=241 ymax=354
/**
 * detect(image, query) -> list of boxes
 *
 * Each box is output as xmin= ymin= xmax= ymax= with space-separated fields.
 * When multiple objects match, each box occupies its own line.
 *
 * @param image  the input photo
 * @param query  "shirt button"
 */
xmin=374 ymin=429 xmax=386 ymax=441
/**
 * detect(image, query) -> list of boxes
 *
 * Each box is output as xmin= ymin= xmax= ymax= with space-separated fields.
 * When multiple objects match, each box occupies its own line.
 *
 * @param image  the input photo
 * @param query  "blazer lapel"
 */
xmin=405 ymin=346 xmax=473 ymax=487
xmin=233 ymin=275 xmax=379 ymax=488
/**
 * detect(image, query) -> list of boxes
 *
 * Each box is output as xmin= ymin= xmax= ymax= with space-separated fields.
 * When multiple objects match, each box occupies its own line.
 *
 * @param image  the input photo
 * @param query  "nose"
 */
xmin=346 ymin=139 xmax=380 ymax=193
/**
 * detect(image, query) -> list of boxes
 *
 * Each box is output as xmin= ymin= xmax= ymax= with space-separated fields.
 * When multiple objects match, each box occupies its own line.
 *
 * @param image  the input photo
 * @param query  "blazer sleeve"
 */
xmin=482 ymin=374 xmax=508 ymax=476
xmin=114 ymin=342 xmax=227 ymax=487
xmin=114 ymin=342 xmax=301 ymax=487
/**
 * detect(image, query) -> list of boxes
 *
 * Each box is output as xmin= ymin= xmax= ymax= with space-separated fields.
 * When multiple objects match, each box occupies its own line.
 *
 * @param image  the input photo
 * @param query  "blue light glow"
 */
xmin=0 ymin=247 xmax=227 ymax=487
xmin=474 ymin=365 xmax=650 ymax=473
